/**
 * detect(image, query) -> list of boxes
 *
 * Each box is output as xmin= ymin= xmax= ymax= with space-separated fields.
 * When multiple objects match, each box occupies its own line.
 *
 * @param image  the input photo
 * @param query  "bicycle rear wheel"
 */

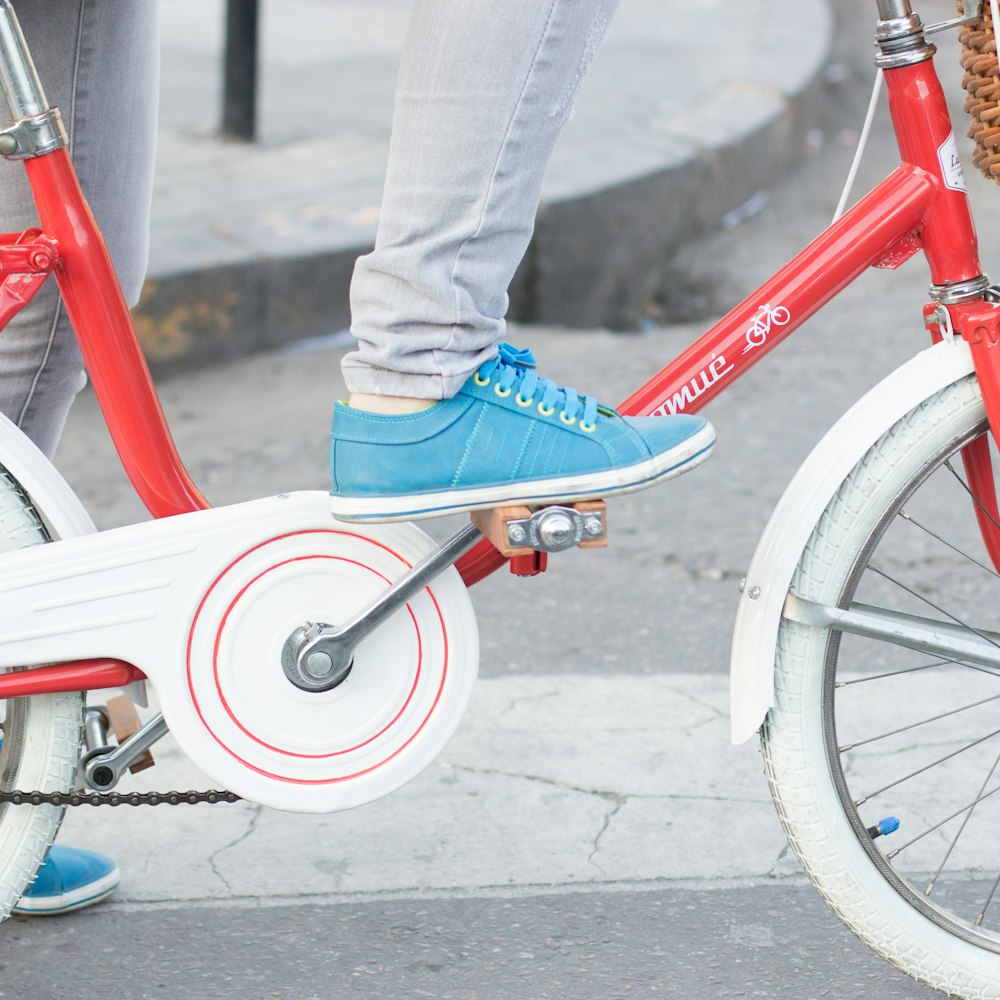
xmin=764 ymin=373 xmax=1000 ymax=997
xmin=0 ymin=465 xmax=83 ymax=920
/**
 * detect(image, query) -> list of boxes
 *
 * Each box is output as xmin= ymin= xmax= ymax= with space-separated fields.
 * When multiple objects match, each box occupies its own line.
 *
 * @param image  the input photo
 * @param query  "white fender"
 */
xmin=730 ymin=337 xmax=977 ymax=744
xmin=0 ymin=410 xmax=96 ymax=541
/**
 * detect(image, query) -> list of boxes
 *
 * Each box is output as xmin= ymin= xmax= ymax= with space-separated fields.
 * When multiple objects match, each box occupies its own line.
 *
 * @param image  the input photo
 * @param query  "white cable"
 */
xmin=832 ymin=70 xmax=885 ymax=224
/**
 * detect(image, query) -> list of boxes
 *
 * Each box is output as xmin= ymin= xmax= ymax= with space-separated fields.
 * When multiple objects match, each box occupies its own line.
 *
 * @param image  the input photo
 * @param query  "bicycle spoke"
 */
xmin=945 ymin=458 xmax=1000 ymax=537
xmin=854 ymin=726 xmax=1000 ymax=806
xmin=839 ymin=692 xmax=1000 ymax=753
xmin=897 ymin=508 xmax=1000 ymax=581
xmin=885 ymin=783 xmax=1000 ymax=861
xmin=837 ymin=656 xmax=1000 ymax=686
xmin=978 ymin=873 xmax=1000 ymax=927
xmin=924 ymin=748 xmax=1000 ymax=897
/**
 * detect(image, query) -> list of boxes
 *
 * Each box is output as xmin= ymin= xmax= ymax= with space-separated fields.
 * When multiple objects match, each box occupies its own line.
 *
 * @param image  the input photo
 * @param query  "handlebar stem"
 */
xmin=877 ymin=0 xmax=914 ymax=18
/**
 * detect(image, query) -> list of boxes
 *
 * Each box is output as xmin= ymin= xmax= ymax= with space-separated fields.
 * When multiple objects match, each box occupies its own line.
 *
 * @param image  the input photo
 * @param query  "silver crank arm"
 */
xmin=83 ymin=713 xmax=168 ymax=791
xmin=283 ymin=522 xmax=485 ymax=692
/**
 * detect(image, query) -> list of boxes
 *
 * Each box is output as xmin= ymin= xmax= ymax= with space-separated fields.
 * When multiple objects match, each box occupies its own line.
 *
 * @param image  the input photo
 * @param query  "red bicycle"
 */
xmin=0 ymin=0 xmax=996 ymax=994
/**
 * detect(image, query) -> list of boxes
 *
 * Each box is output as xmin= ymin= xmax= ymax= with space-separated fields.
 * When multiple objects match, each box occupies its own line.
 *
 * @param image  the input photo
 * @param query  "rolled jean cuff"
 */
xmin=340 ymin=362 xmax=476 ymax=401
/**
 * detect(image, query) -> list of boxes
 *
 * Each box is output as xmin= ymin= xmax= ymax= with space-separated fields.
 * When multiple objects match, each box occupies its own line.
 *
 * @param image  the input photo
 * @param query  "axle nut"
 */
xmin=305 ymin=651 xmax=335 ymax=678
xmin=536 ymin=509 xmax=577 ymax=551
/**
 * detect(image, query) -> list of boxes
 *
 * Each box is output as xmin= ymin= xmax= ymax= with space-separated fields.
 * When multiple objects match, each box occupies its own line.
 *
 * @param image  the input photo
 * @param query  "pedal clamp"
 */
xmin=471 ymin=501 xmax=607 ymax=556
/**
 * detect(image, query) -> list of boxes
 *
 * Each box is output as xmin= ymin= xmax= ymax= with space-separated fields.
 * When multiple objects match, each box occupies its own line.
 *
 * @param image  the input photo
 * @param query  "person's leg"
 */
xmin=343 ymin=0 xmax=620 ymax=403
xmin=0 ymin=0 xmax=158 ymax=459
xmin=0 ymin=0 xmax=159 ymax=915
xmin=331 ymin=0 xmax=714 ymax=521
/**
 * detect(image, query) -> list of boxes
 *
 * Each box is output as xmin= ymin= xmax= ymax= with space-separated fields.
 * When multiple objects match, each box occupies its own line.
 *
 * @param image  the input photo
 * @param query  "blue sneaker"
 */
xmin=12 ymin=845 xmax=119 ymax=916
xmin=330 ymin=343 xmax=715 ymax=522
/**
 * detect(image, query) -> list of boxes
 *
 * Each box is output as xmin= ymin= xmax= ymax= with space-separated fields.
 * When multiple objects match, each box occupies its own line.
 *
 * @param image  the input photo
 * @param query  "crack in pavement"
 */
xmin=207 ymin=803 xmax=264 ymax=893
xmin=438 ymin=761 xmax=769 ymax=806
xmin=439 ymin=762 xmax=629 ymax=876
xmin=660 ymin=682 xmax=729 ymax=720
xmin=769 ymin=840 xmax=794 ymax=878
xmin=587 ymin=797 xmax=625 ymax=875
xmin=440 ymin=761 xmax=623 ymax=802
xmin=495 ymin=687 xmax=562 ymax=720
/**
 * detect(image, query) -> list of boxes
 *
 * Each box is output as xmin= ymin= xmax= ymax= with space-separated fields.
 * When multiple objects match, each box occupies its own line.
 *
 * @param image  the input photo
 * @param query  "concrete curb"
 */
xmin=135 ymin=0 xmax=833 ymax=376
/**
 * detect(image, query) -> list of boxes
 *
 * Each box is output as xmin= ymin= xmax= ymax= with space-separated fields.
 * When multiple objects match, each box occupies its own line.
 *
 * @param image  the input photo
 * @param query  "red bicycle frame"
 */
xmin=1 ymin=6 xmax=1000 ymax=695
xmin=459 ymin=53 xmax=1000 ymax=584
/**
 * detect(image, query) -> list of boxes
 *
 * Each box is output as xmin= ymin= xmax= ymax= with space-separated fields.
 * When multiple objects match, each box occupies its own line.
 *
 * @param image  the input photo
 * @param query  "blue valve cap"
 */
xmin=867 ymin=816 xmax=900 ymax=839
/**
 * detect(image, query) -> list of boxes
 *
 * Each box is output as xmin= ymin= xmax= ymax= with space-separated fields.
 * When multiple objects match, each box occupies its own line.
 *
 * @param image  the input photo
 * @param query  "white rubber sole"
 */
xmin=330 ymin=422 xmax=716 ymax=523
xmin=11 ymin=865 xmax=119 ymax=915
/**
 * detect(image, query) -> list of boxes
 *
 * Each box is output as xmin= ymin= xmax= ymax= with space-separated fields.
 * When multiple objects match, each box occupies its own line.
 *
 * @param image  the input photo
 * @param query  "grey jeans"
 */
xmin=0 ymin=0 xmax=157 ymax=459
xmin=0 ymin=0 xmax=616 ymax=456
xmin=342 ymin=0 xmax=619 ymax=399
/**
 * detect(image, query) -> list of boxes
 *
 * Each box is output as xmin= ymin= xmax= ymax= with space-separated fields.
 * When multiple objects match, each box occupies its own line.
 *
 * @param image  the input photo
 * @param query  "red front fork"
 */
xmin=883 ymin=54 xmax=1000 ymax=571
xmin=886 ymin=58 xmax=1000 ymax=571
xmin=931 ymin=297 xmax=1000 ymax=571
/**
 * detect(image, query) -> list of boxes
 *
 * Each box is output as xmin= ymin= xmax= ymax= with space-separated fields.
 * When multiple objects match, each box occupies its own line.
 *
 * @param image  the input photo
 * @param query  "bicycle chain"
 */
xmin=0 ymin=787 xmax=241 ymax=807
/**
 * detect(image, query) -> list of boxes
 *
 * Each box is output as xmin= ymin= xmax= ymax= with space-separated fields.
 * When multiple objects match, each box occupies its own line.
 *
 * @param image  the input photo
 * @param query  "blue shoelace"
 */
xmin=475 ymin=343 xmax=600 ymax=429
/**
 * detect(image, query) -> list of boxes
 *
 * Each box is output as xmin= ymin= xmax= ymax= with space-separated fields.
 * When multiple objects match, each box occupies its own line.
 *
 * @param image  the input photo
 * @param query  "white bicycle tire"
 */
xmin=0 ymin=464 xmax=83 ymax=921
xmin=764 ymin=372 xmax=1000 ymax=997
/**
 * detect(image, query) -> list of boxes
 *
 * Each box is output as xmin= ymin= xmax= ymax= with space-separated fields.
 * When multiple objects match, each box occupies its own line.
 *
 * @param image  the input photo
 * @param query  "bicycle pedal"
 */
xmin=106 ymin=694 xmax=155 ymax=774
xmin=471 ymin=500 xmax=607 ymax=557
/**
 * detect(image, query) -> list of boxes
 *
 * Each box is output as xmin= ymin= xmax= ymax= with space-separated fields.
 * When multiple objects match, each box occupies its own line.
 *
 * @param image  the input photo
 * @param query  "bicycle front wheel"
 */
xmin=0 ymin=465 xmax=83 ymax=920
xmin=764 ymin=373 xmax=1000 ymax=997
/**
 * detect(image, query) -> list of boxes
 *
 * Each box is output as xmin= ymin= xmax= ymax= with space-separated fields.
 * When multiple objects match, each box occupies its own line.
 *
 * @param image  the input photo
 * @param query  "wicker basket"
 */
xmin=958 ymin=1 xmax=1000 ymax=180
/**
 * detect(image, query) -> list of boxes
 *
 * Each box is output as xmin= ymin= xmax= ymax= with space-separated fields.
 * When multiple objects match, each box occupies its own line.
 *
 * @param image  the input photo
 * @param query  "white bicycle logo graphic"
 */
xmin=743 ymin=303 xmax=790 ymax=354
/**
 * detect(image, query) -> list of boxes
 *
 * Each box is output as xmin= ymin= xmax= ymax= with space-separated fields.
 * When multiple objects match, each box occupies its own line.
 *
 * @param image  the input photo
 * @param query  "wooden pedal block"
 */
xmin=471 ymin=500 xmax=608 ymax=557
xmin=573 ymin=501 xmax=609 ymax=550
xmin=106 ymin=694 xmax=155 ymax=774
xmin=471 ymin=505 xmax=535 ymax=556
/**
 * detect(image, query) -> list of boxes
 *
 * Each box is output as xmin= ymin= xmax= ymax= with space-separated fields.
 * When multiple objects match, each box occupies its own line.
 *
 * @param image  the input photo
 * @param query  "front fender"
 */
xmin=730 ymin=337 xmax=976 ymax=744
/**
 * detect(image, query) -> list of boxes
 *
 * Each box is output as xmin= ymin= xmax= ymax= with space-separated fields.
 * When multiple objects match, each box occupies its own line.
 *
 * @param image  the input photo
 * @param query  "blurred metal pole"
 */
xmin=221 ymin=0 xmax=259 ymax=142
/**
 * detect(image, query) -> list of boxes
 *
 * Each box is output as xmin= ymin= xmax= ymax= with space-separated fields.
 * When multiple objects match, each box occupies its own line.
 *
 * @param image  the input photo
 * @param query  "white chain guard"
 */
xmin=0 ymin=492 xmax=479 ymax=812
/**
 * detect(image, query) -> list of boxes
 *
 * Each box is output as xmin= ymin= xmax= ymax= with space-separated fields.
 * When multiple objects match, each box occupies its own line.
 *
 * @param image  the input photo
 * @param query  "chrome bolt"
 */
xmin=748 ymin=585 xmax=761 ymax=600
xmin=508 ymin=524 xmax=528 ymax=544
xmin=738 ymin=577 xmax=747 ymax=593
xmin=537 ymin=510 xmax=576 ymax=550
xmin=305 ymin=651 xmax=335 ymax=677
xmin=583 ymin=516 xmax=603 ymax=537
xmin=302 ymin=622 xmax=323 ymax=640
